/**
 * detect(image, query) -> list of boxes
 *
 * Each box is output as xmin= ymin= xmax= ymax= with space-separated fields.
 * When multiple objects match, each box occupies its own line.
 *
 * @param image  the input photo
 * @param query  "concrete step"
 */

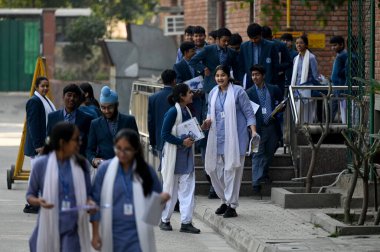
xmin=194 ymin=153 xmax=294 ymax=167
xmin=194 ymin=166 xmax=296 ymax=182
xmin=195 ymin=181 xmax=304 ymax=196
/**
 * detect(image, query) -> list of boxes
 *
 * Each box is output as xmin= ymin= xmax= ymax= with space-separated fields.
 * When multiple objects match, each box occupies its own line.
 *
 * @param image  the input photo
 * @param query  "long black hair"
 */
xmin=80 ymin=82 xmax=100 ymax=108
xmin=114 ymin=129 xmax=153 ymax=197
xmin=42 ymin=122 xmax=87 ymax=171
xmin=167 ymin=83 xmax=190 ymax=106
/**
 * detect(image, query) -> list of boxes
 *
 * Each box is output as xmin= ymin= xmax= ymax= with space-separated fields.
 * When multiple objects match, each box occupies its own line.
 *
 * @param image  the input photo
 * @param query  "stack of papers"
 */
xmin=177 ymin=117 xmax=205 ymax=142
xmin=246 ymin=134 xmax=261 ymax=156
xmin=142 ymin=192 xmax=166 ymax=225
xmin=270 ymin=98 xmax=288 ymax=118
xmin=184 ymin=76 xmax=204 ymax=91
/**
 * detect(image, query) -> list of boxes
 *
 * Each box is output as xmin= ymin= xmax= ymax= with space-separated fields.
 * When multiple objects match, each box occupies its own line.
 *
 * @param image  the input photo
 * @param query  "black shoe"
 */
xmin=180 ymin=223 xmax=200 ymax=234
xmin=223 ymin=206 xmax=238 ymax=218
xmin=208 ymin=191 xmax=219 ymax=199
xmin=174 ymin=201 xmax=180 ymax=212
xmin=259 ymin=177 xmax=272 ymax=185
xmin=159 ymin=221 xmax=173 ymax=231
xmin=215 ymin=203 xmax=228 ymax=215
xmin=23 ymin=204 xmax=39 ymax=214
xmin=253 ymin=185 xmax=261 ymax=193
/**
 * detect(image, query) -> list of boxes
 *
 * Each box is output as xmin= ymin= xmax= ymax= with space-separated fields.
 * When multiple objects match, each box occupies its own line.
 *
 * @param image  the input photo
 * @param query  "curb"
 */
xmin=194 ymin=204 xmax=275 ymax=252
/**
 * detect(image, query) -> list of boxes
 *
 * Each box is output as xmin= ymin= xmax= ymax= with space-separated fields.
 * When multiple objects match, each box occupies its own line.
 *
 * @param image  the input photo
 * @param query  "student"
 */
xmin=24 ymin=76 xmax=56 ymax=214
xmin=176 ymin=25 xmax=194 ymax=63
xmin=91 ymin=129 xmax=169 ymax=252
xmin=262 ymin=26 xmax=292 ymax=95
xmin=291 ymin=35 xmax=319 ymax=123
xmin=189 ymin=27 xmax=239 ymax=94
xmin=159 ymin=84 xmax=200 ymax=234
xmin=193 ymin=25 xmax=207 ymax=53
xmin=201 ymin=65 xmax=256 ymax=218
xmin=280 ymin=33 xmax=298 ymax=88
xmin=207 ymin=30 xmax=218 ymax=45
xmin=47 ymin=84 xmax=93 ymax=156
xmin=173 ymin=41 xmax=204 ymax=122
xmin=174 ymin=42 xmax=217 ymax=199
xmin=246 ymin=65 xmax=283 ymax=194
xmin=27 ymin=122 xmax=93 ymax=252
xmin=148 ymin=69 xmax=177 ymax=158
xmin=330 ymin=36 xmax=348 ymax=123
xmin=86 ymin=86 xmax=138 ymax=168
xmin=228 ymin=33 xmax=243 ymax=52
xmin=78 ymin=82 xmax=101 ymax=118
xmin=228 ymin=33 xmax=243 ymax=81
xmin=237 ymin=23 xmax=279 ymax=89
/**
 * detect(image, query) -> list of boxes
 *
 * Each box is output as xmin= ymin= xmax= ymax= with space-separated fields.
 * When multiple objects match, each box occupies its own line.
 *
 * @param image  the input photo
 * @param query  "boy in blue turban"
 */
xmin=86 ymin=86 xmax=139 ymax=167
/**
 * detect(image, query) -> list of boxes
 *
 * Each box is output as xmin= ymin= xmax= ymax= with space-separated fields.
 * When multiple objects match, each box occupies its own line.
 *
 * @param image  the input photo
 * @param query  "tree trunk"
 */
xmin=305 ymin=148 xmax=317 ymax=193
xmin=359 ymin=162 xmax=369 ymax=225
xmin=344 ymin=168 xmax=359 ymax=224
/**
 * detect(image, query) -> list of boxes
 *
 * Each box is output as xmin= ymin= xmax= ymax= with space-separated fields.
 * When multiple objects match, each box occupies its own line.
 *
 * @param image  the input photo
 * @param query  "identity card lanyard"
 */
xmin=119 ymin=166 xmax=134 ymax=216
xmin=218 ymin=91 xmax=227 ymax=119
xmin=259 ymin=89 xmax=267 ymax=115
xmin=59 ymin=170 xmax=71 ymax=211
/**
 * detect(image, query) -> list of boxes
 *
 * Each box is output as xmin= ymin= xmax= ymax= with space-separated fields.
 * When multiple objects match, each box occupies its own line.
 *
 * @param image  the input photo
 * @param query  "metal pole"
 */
xmin=286 ymin=0 xmax=291 ymax=29
xmin=346 ymin=0 xmax=354 ymax=174
xmin=369 ymin=0 xmax=377 ymax=209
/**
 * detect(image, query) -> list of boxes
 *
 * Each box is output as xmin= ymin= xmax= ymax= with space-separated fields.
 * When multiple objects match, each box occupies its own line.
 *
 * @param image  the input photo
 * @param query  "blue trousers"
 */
xmin=252 ymin=123 xmax=279 ymax=186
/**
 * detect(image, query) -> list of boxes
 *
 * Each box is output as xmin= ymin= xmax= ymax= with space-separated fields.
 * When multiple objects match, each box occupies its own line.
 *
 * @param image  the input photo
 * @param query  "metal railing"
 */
xmin=289 ymin=85 xmax=360 ymax=126
xmin=129 ymin=79 xmax=163 ymax=168
xmin=286 ymin=85 xmax=361 ymax=176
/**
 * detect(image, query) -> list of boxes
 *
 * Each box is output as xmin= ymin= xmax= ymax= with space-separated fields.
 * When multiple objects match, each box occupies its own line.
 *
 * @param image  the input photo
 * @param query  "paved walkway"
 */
xmin=2 ymin=93 xmax=380 ymax=252
xmin=194 ymin=196 xmax=380 ymax=252
xmin=0 ymin=92 xmax=234 ymax=252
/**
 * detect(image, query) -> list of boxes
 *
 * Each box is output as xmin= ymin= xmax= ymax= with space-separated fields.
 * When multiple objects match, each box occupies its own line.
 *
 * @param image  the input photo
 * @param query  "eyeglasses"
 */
xmin=114 ymin=147 xmax=136 ymax=155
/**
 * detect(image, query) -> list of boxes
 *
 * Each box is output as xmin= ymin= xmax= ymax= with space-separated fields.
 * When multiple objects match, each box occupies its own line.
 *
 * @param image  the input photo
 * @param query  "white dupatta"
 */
xmin=34 ymin=90 xmax=56 ymax=126
xmin=161 ymin=103 xmax=192 ymax=194
xmin=291 ymin=49 xmax=311 ymax=98
xmin=100 ymin=157 xmax=156 ymax=252
xmin=205 ymin=84 xmax=240 ymax=174
xmin=36 ymin=152 xmax=90 ymax=252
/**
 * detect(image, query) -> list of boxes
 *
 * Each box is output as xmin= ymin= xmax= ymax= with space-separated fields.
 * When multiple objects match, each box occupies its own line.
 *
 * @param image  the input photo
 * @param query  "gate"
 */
xmin=0 ymin=19 xmax=40 ymax=91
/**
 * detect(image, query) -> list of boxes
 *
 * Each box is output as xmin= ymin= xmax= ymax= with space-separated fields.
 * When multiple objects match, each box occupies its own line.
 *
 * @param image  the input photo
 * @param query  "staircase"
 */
xmin=194 ymin=148 xmax=303 ymax=196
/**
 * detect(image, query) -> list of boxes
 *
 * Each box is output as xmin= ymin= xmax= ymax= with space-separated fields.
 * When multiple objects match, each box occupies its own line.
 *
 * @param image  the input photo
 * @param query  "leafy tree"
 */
xmin=0 ymin=0 xmax=158 ymax=23
xmin=63 ymin=15 xmax=106 ymax=59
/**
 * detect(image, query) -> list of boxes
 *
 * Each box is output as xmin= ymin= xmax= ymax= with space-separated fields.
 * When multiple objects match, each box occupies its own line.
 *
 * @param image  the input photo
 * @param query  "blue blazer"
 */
xmin=25 ymin=95 xmax=46 ymax=157
xmin=238 ymin=39 xmax=279 ymax=89
xmin=148 ymin=86 xmax=173 ymax=151
xmin=189 ymin=44 xmax=238 ymax=93
xmin=173 ymin=59 xmax=205 ymax=123
xmin=272 ymin=40 xmax=292 ymax=92
xmin=86 ymin=113 xmax=139 ymax=163
xmin=246 ymin=84 xmax=283 ymax=137
xmin=173 ymin=59 xmax=203 ymax=84
xmin=47 ymin=109 xmax=94 ymax=155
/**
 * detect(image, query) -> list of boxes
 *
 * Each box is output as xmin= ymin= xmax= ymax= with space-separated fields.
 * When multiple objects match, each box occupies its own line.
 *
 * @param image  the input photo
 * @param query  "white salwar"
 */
xmin=160 ymin=103 xmax=195 ymax=224
xmin=291 ymin=50 xmax=316 ymax=123
xmin=100 ymin=157 xmax=156 ymax=252
xmin=36 ymin=152 xmax=90 ymax=252
xmin=205 ymin=84 xmax=243 ymax=209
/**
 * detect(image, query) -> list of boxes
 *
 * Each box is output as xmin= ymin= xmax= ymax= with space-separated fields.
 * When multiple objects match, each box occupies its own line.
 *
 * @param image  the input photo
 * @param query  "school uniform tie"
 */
xmin=257 ymin=88 xmax=271 ymax=124
xmin=219 ymin=49 xmax=227 ymax=66
xmin=187 ymin=63 xmax=195 ymax=78
xmin=64 ymin=113 xmax=74 ymax=124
